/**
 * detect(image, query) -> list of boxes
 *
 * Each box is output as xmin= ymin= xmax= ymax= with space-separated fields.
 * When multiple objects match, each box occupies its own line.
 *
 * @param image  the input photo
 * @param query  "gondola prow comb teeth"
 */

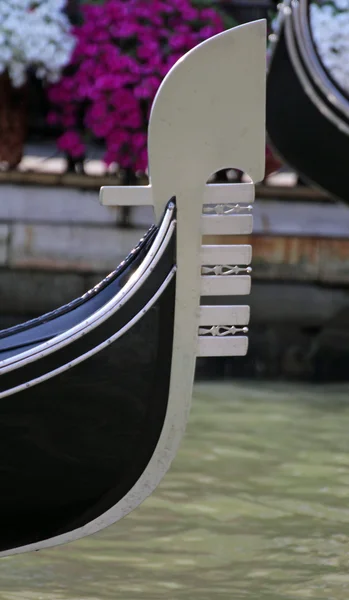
xmin=102 ymin=21 xmax=265 ymax=362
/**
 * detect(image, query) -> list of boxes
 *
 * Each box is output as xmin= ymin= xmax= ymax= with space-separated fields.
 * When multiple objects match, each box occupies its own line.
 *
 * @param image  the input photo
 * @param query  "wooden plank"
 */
xmin=201 ymin=244 xmax=252 ymax=266
xmin=0 ymin=224 xmax=9 ymax=266
xmin=248 ymin=235 xmax=320 ymax=281
xmin=197 ymin=335 xmax=248 ymax=356
xmin=201 ymin=214 xmax=253 ymax=235
xmin=319 ymin=239 xmax=349 ymax=284
xmin=199 ymin=305 xmax=250 ymax=325
xmin=201 ymin=275 xmax=251 ymax=296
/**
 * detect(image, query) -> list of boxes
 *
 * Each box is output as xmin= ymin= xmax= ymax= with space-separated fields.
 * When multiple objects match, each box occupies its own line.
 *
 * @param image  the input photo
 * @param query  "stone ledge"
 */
xmin=0 ymin=184 xmax=154 ymax=227
xmin=8 ymin=223 xmax=146 ymax=272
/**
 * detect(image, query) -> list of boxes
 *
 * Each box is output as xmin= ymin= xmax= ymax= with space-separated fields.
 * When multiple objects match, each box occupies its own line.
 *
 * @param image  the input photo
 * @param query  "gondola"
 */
xmin=267 ymin=0 xmax=349 ymax=202
xmin=0 ymin=20 xmax=266 ymax=556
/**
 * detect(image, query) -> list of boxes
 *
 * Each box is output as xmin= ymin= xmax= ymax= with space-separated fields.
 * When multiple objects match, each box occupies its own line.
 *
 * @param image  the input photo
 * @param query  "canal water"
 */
xmin=1 ymin=381 xmax=349 ymax=599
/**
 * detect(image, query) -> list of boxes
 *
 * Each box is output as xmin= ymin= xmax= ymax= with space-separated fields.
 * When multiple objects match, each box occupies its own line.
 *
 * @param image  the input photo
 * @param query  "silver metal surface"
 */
xmin=198 ymin=325 xmax=249 ymax=336
xmin=203 ymin=203 xmax=253 ymax=215
xmin=201 ymin=265 xmax=252 ymax=276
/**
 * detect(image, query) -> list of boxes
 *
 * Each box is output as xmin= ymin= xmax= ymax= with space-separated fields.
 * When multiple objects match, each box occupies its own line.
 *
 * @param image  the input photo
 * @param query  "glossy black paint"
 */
xmin=0 ymin=206 xmax=176 ymax=553
xmin=0 ymin=233 xmax=175 ymax=392
xmin=267 ymin=27 xmax=349 ymax=202
xmin=0 ymin=224 xmax=157 ymax=359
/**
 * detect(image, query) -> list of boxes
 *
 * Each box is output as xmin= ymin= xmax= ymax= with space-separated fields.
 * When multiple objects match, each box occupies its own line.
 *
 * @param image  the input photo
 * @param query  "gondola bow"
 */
xmin=0 ymin=20 xmax=266 ymax=556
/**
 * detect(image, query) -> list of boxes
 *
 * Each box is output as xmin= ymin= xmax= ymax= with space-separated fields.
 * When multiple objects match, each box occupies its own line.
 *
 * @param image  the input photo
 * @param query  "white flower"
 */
xmin=310 ymin=1 xmax=349 ymax=96
xmin=8 ymin=61 xmax=26 ymax=87
xmin=0 ymin=0 xmax=76 ymax=87
xmin=335 ymin=0 xmax=349 ymax=9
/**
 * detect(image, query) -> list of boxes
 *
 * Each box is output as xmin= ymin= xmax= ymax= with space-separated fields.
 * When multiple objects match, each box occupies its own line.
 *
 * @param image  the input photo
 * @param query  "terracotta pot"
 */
xmin=0 ymin=72 xmax=28 ymax=169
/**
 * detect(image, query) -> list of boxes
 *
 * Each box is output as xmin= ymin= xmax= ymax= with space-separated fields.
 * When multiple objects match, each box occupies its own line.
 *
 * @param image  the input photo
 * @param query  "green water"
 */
xmin=2 ymin=381 xmax=349 ymax=599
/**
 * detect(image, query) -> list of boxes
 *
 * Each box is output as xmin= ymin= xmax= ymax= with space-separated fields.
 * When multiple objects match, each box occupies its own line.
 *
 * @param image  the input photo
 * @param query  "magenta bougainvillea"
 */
xmin=47 ymin=0 xmax=224 ymax=172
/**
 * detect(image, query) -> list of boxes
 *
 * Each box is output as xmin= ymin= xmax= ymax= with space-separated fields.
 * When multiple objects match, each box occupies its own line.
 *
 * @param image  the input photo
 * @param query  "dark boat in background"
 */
xmin=0 ymin=21 xmax=266 ymax=555
xmin=266 ymin=0 xmax=349 ymax=203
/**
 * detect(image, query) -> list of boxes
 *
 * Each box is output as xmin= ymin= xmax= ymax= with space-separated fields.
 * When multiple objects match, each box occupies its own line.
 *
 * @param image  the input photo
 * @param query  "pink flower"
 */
xmin=156 ymin=1 xmax=175 ymax=14
xmin=200 ymin=8 xmax=224 ymax=29
xmin=169 ymin=33 xmax=196 ymax=51
xmin=137 ymin=39 xmax=160 ymax=61
xmin=95 ymin=74 xmax=123 ymax=91
xmin=103 ymin=149 xmax=118 ymax=167
xmin=117 ymin=148 xmax=133 ymax=169
xmin=108 ymin=129 xmax=129 ymax=150
xmin=134 ymin=76 xmax=160 ymax=99
xmin=161 ymin=53 xmax=184 ymax=75
xmin=47 ymin=86 xmax=67 ymax=104
xmin=116 ymin=21 xmax=140 ymax=38
xmin=199 ymin=25 xmax=220 ymax=40
xmin=132 ymin=131 xmax=147 ymax=150
xmin=122 ymin=109 xmax=142 ymax=129
xmin=47 ymin=0 xmax=225 ymax=172
xmin=134 ymin=147 xmax=148 ymax=172
xmin=62 ymin=114 xmax=77 ymax=128
xmin=57 ymin=131 xmax=85 ymax=158
xmin=47 ymin=111 xmax=59 ymax=125
xmin=180 ymin=5 xmax=199 ymax=21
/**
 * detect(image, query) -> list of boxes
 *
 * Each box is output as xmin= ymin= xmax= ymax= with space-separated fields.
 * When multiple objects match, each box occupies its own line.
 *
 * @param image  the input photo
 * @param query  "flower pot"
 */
xmin=0 ymin=72 xmax=28 ymax=169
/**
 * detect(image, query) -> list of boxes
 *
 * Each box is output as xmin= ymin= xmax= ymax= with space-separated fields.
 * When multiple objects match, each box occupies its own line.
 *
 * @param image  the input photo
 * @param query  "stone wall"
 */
xmin=0 ymin=183 xmax=154 ymax=320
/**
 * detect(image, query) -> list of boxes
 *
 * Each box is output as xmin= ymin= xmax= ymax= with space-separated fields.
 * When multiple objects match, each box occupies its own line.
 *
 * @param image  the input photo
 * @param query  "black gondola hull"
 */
xmin=0 ymin=205 xmax=176 ymax=553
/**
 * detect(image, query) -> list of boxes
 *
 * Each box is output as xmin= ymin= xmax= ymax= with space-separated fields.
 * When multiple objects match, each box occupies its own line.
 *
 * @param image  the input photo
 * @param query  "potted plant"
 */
xmin=47 ymin=0 xmax=226 ymax=179
xmin=0 ymin=0 xmax=76 ymax=168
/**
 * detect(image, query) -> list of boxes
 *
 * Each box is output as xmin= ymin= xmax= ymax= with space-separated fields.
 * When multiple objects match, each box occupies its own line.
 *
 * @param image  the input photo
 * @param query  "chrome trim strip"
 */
xmin=0 ymin=206 xmax=175 ymax=373
xmin=0 ymin=268 xmax=176 ymax=399
xmin=267 ymin=1 xmax=289 ymax=72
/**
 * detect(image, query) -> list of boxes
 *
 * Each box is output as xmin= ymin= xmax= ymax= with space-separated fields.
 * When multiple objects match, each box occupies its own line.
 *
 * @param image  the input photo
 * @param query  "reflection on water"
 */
xmin=2 ymin=382 xmax=349 ymax=599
